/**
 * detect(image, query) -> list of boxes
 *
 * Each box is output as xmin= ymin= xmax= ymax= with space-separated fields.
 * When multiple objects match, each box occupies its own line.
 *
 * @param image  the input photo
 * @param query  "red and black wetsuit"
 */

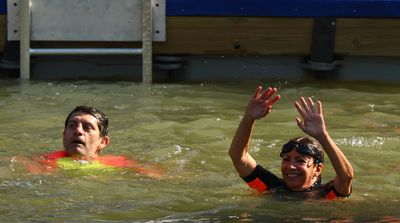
xmin=242 ymin=165 xmax=349 ymax=200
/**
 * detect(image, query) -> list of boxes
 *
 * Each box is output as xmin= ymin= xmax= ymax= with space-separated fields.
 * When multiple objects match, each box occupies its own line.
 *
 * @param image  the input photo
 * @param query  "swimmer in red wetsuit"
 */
xmin=23 ymin=106 xmax=163 ymax=178
xmin=229 ymin=86 xmax=354 ymax=199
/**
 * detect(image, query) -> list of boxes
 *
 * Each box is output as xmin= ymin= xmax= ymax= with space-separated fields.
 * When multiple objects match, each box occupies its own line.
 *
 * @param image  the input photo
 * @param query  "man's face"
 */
xmin=63 ymin=112 xmax=109 ymax=160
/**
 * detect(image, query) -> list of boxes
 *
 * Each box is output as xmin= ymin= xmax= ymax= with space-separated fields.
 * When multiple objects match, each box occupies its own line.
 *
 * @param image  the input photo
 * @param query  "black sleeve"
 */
xmin=323 ymin=180 xmax=351 ymax=198
xmin=241 ymin=165 xmax=284 ymax=189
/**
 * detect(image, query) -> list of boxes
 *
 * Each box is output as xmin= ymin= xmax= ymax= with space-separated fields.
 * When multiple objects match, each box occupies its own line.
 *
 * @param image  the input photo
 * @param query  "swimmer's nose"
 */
xmin=288 ymin=162 xmax=298 ymax=169
xmin=73 ymin=124 xmax=84 ymax=136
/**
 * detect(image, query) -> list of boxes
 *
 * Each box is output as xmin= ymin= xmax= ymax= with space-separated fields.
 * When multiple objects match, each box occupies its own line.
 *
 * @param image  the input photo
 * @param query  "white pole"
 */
xmin=20 ymin=0 xmax=31 ymax=79
xmin=142 ymin=0 xmax=153 ymax=84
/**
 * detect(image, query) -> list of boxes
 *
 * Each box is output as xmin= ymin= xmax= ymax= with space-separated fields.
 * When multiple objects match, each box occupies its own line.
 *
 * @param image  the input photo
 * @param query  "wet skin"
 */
xmin=63 ymin=112 xmax=109 ymax=160
xmin=280 ymin=149 xmax=323 ymax=191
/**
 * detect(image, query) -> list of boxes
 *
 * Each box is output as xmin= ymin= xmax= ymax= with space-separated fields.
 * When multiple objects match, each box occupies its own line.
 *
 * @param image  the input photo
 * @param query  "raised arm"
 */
xmin=295 ymin=97 xmax=354 ymax=196
xmin=229 ymin=86 xmax=280 ymax=177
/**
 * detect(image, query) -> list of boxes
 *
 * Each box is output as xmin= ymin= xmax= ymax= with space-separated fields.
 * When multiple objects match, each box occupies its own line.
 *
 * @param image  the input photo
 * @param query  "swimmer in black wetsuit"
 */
xmin=229 ymin=86 xmax=354 ymax=199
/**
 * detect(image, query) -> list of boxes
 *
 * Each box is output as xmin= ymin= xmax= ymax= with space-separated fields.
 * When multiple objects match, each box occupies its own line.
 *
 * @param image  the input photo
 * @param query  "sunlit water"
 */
xmin=0 ymin=80 xmax=399 ymax=222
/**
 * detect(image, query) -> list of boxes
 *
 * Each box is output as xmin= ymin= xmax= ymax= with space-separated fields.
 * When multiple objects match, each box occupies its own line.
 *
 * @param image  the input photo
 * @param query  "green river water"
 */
xmin=0 ymin=80 xmax=399 ymax=222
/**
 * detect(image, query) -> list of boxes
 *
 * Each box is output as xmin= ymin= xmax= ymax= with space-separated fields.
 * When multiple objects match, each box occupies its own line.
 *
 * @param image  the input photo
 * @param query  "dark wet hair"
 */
xmin=64 ymin=106 xmax=109 ymax=137
xmin=281 ymin=136 xmax=324 ymax=183
xmin=280 ymin=136 xmax=324 ymax=164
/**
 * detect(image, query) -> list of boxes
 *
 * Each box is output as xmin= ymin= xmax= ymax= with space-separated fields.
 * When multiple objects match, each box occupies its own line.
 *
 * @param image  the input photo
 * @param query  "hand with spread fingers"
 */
xmin=294 ymin=97 xmax=327 ymax=139
xmin=245 ymin=86 xmax=281 ymax=120
xmin=229 ymin=86 xmax=281 ymax=178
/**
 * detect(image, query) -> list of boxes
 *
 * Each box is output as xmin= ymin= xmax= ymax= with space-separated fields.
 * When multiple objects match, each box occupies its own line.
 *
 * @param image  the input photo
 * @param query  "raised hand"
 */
xmin=244 ymin=86 xmax=281 ymax=120
xmin=295 ymin=97 xmax=354 ymax=196
xmin=294 ymin=97 xmax=327 ymax=139
xmin=229 ymin=86 xmax=280 ymax=177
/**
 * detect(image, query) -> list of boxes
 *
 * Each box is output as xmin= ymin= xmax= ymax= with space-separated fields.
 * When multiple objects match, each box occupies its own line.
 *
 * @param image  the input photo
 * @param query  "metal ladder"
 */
xmin=19 ymin=0 xmax=155 ymax=83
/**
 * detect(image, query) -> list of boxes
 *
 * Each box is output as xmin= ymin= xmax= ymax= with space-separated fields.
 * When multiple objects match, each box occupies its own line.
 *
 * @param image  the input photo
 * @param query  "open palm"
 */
xmin=245 ymin=86 xmax=280 ymax=120
xmin=294 ymin=97 xmax=327 ymax=139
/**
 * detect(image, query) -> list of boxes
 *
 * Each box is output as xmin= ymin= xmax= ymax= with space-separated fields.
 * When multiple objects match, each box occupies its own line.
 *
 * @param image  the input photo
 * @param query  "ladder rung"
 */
xmin=29 ymin=48 xmax=143 ymax=56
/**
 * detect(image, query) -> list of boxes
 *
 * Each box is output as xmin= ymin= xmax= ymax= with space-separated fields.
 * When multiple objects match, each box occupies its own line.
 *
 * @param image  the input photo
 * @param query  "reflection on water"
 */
xmin=0 ymin=80 xmax=399 ymax=222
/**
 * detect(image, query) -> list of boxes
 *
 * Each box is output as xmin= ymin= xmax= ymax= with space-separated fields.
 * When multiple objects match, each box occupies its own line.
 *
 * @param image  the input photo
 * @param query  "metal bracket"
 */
xmin=154 ymin=54 xmax=188 ymax=70
xmin=301 ymin=18 xmax=342 ymax=71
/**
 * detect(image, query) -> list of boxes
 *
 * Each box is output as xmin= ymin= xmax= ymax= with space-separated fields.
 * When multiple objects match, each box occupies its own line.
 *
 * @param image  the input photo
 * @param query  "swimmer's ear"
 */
xmin=99 ymin=136 xmax=110 ymax=150
xmin=314 ymin=163 xmax=323 ymax=177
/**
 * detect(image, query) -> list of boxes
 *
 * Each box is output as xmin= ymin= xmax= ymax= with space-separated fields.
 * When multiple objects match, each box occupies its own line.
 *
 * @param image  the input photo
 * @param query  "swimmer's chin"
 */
xmin=65 ymin=147 xmax=87 ymax=159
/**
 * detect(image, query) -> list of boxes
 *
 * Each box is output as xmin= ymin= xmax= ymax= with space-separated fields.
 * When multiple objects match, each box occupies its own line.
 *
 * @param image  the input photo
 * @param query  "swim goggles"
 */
xmin=280 ymin=141 xmax=323 ymax=164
